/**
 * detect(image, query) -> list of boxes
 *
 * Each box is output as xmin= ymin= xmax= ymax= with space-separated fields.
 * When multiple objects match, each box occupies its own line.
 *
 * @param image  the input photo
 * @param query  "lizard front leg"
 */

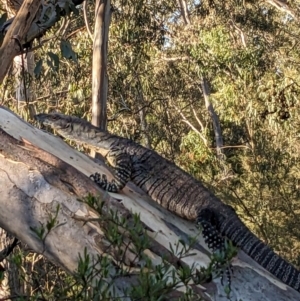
xmin=90 ymin=151 xmax=132 ymax=193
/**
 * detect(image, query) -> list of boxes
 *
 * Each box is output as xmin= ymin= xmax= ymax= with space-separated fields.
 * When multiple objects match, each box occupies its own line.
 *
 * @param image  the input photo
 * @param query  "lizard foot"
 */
xmin=196 ymin=208 xmax=233 ymax=291
xmin=90 ymin=172 xmax=120 ymax=192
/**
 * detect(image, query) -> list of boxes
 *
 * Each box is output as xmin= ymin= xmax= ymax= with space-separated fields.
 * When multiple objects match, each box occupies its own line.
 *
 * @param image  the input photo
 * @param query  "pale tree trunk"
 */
xmin=0 ymin=107 xmax=299 ymax=301
xmin=138 ymin=105 xmax=151 ymax=148
xmin=13 ymin=52 xmax=36 ymax=119
xmin=136 ymin=75 xmax=151 ymax=148
xmin=91 ymin=0 xmax=111 ymax=130
xmin=200 ymin=77 xmax=224 ymax=158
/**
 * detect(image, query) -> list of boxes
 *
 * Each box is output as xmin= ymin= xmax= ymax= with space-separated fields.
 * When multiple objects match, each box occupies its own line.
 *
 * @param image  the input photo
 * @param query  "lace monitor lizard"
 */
xmin=35 ymin=112 xmax=300 ymax=292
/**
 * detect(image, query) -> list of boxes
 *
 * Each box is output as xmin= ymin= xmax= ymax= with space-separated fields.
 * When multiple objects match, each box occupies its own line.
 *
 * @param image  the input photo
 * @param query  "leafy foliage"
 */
xmin=1 ymin=0 xmax=300 ymax=297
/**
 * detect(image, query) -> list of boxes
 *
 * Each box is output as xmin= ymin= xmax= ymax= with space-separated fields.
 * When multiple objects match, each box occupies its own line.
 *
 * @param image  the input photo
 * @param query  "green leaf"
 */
xmin=34 ymin=59 xmax=43 ymax=78
xmin=60 ymin=40 xmax=77 ymax=62
xmin=47 ymin=51 xmax=60 ymax=71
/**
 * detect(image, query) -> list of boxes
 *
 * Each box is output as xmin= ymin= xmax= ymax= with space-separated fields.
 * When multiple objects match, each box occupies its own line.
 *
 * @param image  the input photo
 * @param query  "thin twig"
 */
xmin=172 ymin=100 xmax=208 ymax=146
xmin=191 ymin=105 xmax=205 ymax=132
xmin=83 ymin=0 xmax=93 ymax=40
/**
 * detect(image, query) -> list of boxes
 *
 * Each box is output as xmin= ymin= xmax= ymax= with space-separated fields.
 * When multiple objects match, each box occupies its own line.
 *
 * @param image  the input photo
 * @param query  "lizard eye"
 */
xmin=65 ymin=123 xmax=73 ymax=130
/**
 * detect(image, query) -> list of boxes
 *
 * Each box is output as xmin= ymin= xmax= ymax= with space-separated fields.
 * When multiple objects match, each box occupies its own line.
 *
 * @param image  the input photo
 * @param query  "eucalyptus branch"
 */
xmin=83 ymin=0 xmax=93 ymax=40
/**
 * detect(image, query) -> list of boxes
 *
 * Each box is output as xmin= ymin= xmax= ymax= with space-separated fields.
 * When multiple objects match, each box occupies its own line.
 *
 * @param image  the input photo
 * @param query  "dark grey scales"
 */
xmin=35 ymin=112 xmax=300 ymax=293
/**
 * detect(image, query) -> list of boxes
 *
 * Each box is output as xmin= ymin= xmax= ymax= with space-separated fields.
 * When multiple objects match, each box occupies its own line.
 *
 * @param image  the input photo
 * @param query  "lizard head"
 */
xmin=34 ymin=113 xmax=72 ymax=129
xmin=34 ymin=113 xmax=116 ymax=154
xmin=34 ymin=113 xmax=96 ymax=139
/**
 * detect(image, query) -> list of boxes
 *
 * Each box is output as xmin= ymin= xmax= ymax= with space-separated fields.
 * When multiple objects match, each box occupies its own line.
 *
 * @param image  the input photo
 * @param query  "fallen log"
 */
xmin=0 ymin=106 xmax=299 ymax=301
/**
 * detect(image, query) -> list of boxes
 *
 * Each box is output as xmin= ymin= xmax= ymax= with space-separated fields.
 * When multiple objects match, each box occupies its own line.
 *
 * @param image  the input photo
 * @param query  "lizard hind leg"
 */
xmin=196 ymin=208 xmax=233 ymax=290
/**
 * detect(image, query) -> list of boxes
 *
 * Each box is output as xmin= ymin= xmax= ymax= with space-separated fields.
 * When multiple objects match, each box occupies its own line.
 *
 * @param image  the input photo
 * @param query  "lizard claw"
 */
xmin=90 ymin=172 xmax=120 ymax=192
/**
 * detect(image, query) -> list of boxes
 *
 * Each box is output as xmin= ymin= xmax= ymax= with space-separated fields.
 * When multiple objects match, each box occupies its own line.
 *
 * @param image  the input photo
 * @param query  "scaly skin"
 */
xmin=35 ymin=113 xmax=300 ymax=292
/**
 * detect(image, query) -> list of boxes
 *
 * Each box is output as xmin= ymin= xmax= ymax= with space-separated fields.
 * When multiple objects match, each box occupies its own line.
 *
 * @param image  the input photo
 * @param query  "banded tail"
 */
xmin=221 ymin=212 xmax=300 ymax=291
